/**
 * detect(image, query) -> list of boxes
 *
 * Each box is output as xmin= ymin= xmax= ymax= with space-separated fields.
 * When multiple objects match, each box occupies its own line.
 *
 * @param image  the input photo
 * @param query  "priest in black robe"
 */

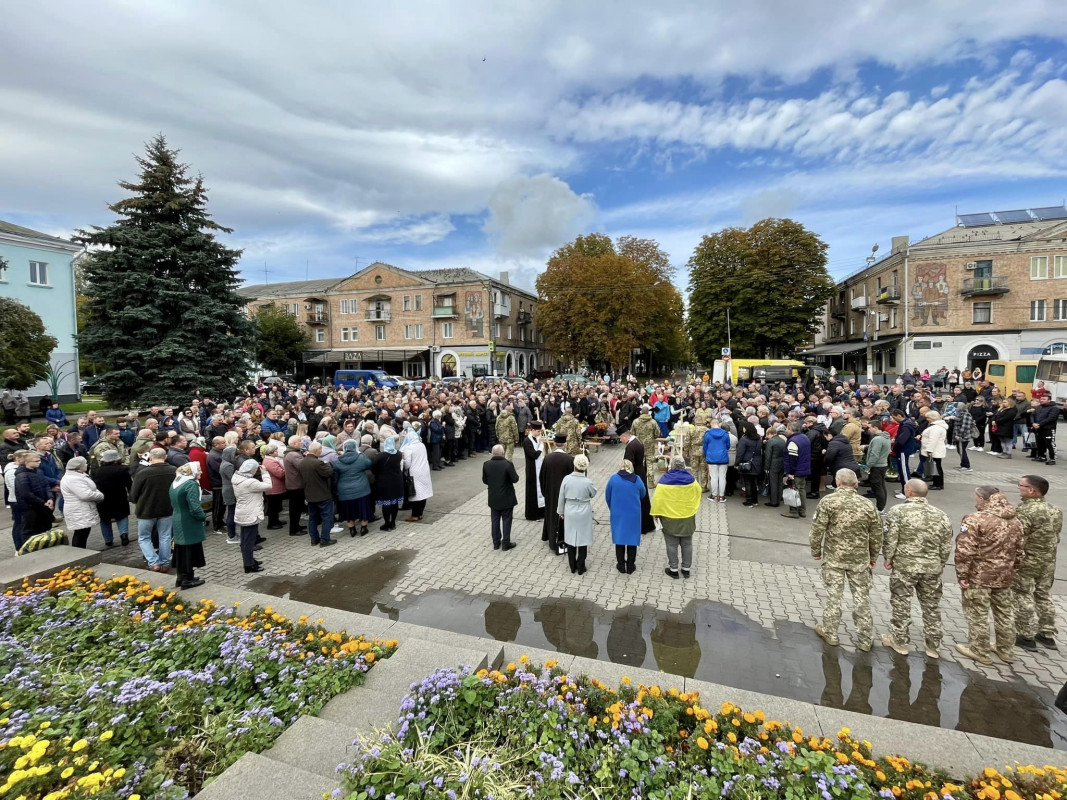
xmin=621 ymin=429 xmax=656 ymax=534
xmin=522 ymin=421 xmax=546 ymax=520
xmin=539 ymin=433 xmax=574 ymax=554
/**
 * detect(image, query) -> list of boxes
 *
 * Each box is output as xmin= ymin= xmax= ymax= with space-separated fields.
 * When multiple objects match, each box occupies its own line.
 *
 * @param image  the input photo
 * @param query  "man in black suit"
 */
xmin=482 ymin=444 xmax=519 ymax=551
xmin=620 ymin=429 xmax=656 ymax=534
xmin=539 ymin=434 xmax=574 ymax=555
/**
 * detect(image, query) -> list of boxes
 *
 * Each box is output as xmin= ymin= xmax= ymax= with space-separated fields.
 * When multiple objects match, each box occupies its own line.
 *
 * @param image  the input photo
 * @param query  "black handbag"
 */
xmin=403 ymin=473 xmax=416 ymax=500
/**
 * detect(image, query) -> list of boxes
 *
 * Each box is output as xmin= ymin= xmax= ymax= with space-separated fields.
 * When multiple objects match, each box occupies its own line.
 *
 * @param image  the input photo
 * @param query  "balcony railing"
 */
xmin=516 ymin=310 xmax=533 ymax=325
xmin=876 ymin=286 xmax=901 ymax=304
xmin=960 ymin=276 xmax=1009 ymax=296
xmin=829 ymin=304 xmax=847 ymax=320
xmin=432 ymin=305 xmax=459 ymax=318
xmin=493 ymin=303 xmax=511 ymax=318
xmin=306 ymin=313 xmax=328 ymax=325
xmin=851 ymin=296 xmax=868 ymax=311
xmin=365 ymin=310 xmax=392 ymax=322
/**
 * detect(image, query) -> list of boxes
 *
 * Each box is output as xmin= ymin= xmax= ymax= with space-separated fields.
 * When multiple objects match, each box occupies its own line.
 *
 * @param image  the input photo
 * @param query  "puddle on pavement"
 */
xmin=246 ymin=550 xmax=1066 ymax=750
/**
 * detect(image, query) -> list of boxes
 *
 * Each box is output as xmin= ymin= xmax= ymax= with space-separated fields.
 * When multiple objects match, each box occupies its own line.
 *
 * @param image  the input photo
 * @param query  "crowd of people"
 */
xmin=1 ymin=368 xmax=1062 ymax=664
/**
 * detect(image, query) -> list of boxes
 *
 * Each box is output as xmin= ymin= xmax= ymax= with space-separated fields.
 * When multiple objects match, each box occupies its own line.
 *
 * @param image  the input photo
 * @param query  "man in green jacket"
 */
xmin=864 ymin=420 xmax=891 ymax=514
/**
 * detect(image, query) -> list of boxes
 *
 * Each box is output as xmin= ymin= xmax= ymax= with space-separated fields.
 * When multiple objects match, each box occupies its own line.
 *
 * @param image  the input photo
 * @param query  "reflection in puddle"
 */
xmin=248 ymin=550 xmax=1066 ymax=750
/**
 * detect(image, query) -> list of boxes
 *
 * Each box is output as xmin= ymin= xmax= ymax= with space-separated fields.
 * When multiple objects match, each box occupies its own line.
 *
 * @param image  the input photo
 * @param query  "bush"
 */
xmin=337 ymin=659 xmax=1067 ymax=800
xmin=0 ymin=568 xmax=397 ymax=799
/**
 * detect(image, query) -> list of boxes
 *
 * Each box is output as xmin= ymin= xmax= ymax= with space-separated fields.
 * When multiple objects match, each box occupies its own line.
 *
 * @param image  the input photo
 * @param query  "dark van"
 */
xmin=334 ymin=370 xmax=398 ymax=389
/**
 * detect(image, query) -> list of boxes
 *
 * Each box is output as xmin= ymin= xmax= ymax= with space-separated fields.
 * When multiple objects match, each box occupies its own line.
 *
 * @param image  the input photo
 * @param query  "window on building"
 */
xmin=376 ymin=324 xmax=386 ymax=341
xmin=507 ymin=325 xmax=512 ymax=340
xmin=973 ymin=301 xmax=992 ymax=324
xmin=1054 ymin=256 xmax=1067 ymax=278
xmin=0 ymin=260 xmax=7 ymax=281
xmin=1055 ymin=299 xmax=1067 ymax=321
xmin=341 ymin=328 xmax=350 ymax=342
xmin=890 ymin=309 xmax=898 ymax=328
xmin=404 ymin=324 xmax=412 ymax=339
xmin=913 ymin=341 xmax=932 ymax=350
xmin=339 ymin=299 xmax=349 ymax=314
xmin=316 ymin=329 xmax=326 ymax=343
xmin=412 ymin=294 xmax=421 ymax=310
xmin=887 ymin=350 xmax=897 ymax=369
xmin=415 ymin=324 xmax=423 ymax=339
xmin=849 ymin=318 xmax=855 ymax=335
xmin=492 ymin=322 xmax=501 ymax=339
xmin=29 ymin=261 xmax=49 ymax=285
xmin=443 ymin=322 xmax=454 ymax=339
xmin=1031 ymin=256 xmax=1049 ymax=279
xmin=1031 ymin=299 xmax=1047 ymax=322
xmin=403 ymin=295 xmax=411 ymax=311
xmin=290 ymin=303 xmax=299 ymax=316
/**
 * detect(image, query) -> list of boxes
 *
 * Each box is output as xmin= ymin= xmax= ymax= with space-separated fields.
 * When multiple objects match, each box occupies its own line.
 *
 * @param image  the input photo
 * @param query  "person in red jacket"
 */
xmin=187 ymin=437 xmax=211 ymax=494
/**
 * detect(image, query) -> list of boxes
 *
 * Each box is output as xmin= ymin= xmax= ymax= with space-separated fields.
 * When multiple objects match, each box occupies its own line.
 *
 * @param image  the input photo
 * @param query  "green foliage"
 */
xmin=254 ymin=303 xmax=309 ymax=374
xmin=0 ymin=297 xmax=57 ymax=390
xmin=0 ymin=568 xmax=396 ymax=800
xmin=535 ymin=234 xmax=687 ymax=372
xmin=687 ymin=218 xmax=834 ymax=363
xmin=75 ymin=134 xmax=253 ymax=407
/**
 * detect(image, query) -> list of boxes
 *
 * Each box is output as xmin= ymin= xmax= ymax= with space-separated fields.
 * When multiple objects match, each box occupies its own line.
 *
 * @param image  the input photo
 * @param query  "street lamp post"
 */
xmin=863 ymin=245 xmax=879 ymax=383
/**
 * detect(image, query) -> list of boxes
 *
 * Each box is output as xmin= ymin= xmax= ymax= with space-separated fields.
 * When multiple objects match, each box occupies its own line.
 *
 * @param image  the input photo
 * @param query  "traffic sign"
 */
xmin=721 ymin=347 xmax=731 ymax=356
xmin=723 ymin=355 xmax=731 ymax=362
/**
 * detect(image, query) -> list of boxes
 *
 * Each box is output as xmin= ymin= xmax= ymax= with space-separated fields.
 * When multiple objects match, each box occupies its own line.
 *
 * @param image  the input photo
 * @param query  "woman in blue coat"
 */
xmin=604 ymin=458 xmax=647 ymax=574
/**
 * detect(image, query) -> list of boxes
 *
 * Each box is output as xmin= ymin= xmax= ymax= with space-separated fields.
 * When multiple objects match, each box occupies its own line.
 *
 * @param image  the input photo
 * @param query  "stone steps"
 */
xmin=194 ymin=752 xmax=335 ymax=800
xmin=260 ymin=715 xmax=360 ymax=782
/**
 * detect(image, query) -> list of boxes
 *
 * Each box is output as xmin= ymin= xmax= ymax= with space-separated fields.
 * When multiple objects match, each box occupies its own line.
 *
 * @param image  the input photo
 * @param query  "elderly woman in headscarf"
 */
xmin=169 ymin=461 xmax=208 ymax=588
xmin=261 ymin=439 xmax=288 ymax=529
xmin=333 ymin=439 xmax=373 ymax=537
xmin=373 ymin=436 xmax=406 ymax=531
xmin=232 ymin=458 xmax=272 ymax=573
xmin=737 ymin=416 xmax=764 ymax=507
xmin=401 ymin=423 xmax=433 ymax=522
xmin=60 ymin=456 xmax=104 ymax=548
xmin=651 ymin=455 xmax=703 ymax=578
xmin=557 ymin=454 xmax=597 ymax=575
xmin=605 ymin=457 xmax=647 ymax=574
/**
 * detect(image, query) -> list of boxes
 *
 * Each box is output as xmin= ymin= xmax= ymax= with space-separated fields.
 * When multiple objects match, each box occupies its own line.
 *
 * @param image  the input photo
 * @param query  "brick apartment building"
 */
xmin=238 ymin=262 xmax=547 ymax=380
xmin=803 ymin=206 xmax=1067 ymax=378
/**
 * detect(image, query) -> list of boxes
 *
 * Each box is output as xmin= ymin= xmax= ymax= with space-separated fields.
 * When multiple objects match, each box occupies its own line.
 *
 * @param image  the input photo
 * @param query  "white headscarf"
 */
xmin=172 ymin=460 xmax=201 ymax=488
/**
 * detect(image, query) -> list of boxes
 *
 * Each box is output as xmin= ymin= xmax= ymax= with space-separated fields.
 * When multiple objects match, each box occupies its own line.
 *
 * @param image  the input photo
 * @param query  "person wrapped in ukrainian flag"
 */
xmin=650 ymin=455 xmax=703 ymax=579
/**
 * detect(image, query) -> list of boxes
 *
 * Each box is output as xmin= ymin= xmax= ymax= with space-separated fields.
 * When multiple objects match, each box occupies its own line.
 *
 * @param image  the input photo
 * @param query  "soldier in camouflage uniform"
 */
xmin=954 ymin=486 xmax=1025 ymax=665
xmin=881 ymin=478 xmax=953 ymax=657
xmin=1013 ymin=474 xmax=1063 ymax=650
xmin=686 ymin=410 xmax=709 ymax=491
xmin=88 ymin=428 xmax=129 ymax=471
xmin=631 ymin=404 xmax=661 ymax=486
xmin=553 ymin=410 xmax=584 ymax=457
xmin=809 ymin=468 xmax=882 ymax=651
xmin=495 ymin=406 xmax=519 ymax=461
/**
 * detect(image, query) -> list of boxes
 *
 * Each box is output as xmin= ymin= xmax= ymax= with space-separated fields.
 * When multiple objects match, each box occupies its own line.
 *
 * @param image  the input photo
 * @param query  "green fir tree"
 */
xmin=76 ymin=134 xmax=252 ymax=406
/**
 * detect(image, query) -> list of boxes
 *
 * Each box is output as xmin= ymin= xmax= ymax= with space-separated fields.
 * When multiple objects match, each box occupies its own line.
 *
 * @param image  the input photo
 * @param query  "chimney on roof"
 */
xmin=499 ymin=271 xmax=510 ymax=285
xmin=891 ymin=236 xmax=909 ymax=254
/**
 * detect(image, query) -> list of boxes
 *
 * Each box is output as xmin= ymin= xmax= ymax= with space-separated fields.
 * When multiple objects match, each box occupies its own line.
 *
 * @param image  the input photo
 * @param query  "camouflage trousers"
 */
xmin=821 ymin=565 xmax=873 ymax=648
xmin=690 ymin=457 xmax=708 ymax=491
xmin=1012 ymin=561 xmax=1058 ymax=639
xmin=961 ymin=586 xmax=1015 ymax=659
xmin=889 ymin=570 xmax=944 ymax=650
xmin=502 ymin=442 xmax=514 ymax=461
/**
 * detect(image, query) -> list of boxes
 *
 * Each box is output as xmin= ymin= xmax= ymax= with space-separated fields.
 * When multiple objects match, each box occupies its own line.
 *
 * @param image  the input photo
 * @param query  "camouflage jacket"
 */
xmin=955 ymin=494 xmax=1024 ymax=588
xmin=809 ymin=486 xmax=881 ymax=569
xmin=883 ymin=496 xmax=952 ymax=574
xmin=553 ymin=413 xmax=584 ymax=455
xmin=495 ymin=411 xmax=519 ymax=445
xmin=1015 ymin=497 xmax=1063 ymax=573
xmin=686 ymin=424 xmax=709 ymax=462
xmin=631 ymin=413 xmax=660 ymax=451
xmin=88 ymin=439 xmax=128 ymax=469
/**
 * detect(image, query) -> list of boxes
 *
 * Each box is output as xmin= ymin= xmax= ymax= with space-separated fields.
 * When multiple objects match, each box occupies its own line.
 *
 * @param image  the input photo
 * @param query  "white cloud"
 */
xmin=483 ymin=174 xmax=595 ymax=257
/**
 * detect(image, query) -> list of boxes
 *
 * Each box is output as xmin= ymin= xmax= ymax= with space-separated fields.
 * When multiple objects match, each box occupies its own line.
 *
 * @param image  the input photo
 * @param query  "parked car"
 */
xmin=80 ymin=380 xmax=106 ymax=395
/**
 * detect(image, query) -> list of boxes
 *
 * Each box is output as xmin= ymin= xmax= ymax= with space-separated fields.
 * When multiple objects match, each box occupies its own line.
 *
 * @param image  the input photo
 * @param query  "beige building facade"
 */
xmin=239 ymin=262 xmax=546 ymax=380
xmin=805 ymin=207 xmax=1067 ymax=377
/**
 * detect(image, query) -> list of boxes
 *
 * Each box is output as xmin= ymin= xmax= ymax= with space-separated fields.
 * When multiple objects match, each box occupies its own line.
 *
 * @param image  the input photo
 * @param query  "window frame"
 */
xmin=1031 ymin=256 xmax=1049 ymax=280
xmin=414 ymin=294 xmax=423 ymax=311
xmin=404 ymin=324 xmax=413 ymax=340
xmin=315 ymin=329 xmax=326 ymax=343
xmin=415 ymin=324 xmax=423 ymax=340
xmin=375 ymin=324 xmax=386 ymax=341
xmin=28 ymin=260 xmax=49 ymax=286
xmin=340 ymin=327 xmax=350 ymax=342
xmin=1031 ymin=299 xmax=1047 ymax=322
xmin=1055 ymin=298 xmax=1067 ymax=321
xmin=403 ymin=295 xmax=411 ymax=311
xmin=972 ymin=301 xmax=992 ymax=324
xmin=443 ymin=322 xmax=454 ymax=339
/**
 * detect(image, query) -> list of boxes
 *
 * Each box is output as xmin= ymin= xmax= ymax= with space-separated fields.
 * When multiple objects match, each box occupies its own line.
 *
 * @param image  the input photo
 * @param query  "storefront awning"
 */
xmin=304 ymin=347 xmax=429 ymax=364
xmin=800 ymin=342 xmax=868 ymax=356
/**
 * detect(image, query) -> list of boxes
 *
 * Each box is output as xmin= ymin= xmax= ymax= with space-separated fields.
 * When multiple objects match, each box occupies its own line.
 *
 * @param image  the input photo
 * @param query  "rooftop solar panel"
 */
xmin=1032 ymin=206 xmax=1067 ymax=221
xmin=958 ymin=213 xmax=996 ymax=227
xmin=994 ymin=209 xmax=1033 ymax=224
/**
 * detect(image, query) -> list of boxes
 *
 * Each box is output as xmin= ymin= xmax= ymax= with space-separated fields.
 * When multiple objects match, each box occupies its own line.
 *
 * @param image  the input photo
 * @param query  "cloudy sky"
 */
xmin=3 ymin=1 xmax=1067 ymax=291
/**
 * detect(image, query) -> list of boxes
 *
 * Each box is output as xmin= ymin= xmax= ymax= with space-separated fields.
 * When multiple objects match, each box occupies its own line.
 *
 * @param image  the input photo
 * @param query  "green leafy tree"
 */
xmin=76 ymin=134 xmax=253 ymax=406
xmin=0 ymin=297 xmax=58 ymax=390
xmin=254 ymin=303 xmax=309 ymax=375
xmin=535 ymin=234 xmax=686 ymax=373
xmin=687 ymin=218 xmax=833 ymax=363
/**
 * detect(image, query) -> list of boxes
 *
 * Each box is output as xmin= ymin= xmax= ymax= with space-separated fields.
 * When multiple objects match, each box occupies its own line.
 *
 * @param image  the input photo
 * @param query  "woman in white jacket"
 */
xmin=60 ymin=456 xmax=105 ymax=548
xmin=232 ymin=459 xmax=272 ymax=573
xmin=919 ymin=411 xmax=949 ymax=490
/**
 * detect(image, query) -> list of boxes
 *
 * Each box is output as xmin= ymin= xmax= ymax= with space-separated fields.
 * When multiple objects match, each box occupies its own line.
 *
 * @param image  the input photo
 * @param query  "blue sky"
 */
xmin=2 ymin=2 xmax=1067 ymax=292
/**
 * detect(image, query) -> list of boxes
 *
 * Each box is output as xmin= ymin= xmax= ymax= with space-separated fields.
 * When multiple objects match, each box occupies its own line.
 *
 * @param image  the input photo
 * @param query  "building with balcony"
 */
xmin=802 ymin=206 xmax=1067 ymax=379
xmin=239 ymin=263 xmax=547 ymax=380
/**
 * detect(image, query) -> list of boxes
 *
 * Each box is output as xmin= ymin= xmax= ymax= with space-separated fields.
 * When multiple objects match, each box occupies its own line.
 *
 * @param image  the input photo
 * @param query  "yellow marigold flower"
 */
xmin=696 ymin=737 xmax=709 ymax=750
xmin=876 ymin=771 xmax=887 ymax=782
xmin=71 ymin=739 xmax=88 ymax=753
xmin=364 ymin=653 xmax=375 ymax=663
xmin=130 ymin=795 xmax=141 ymax=800
xmin=792 ymin=731 xmax=803 ymax=744
xmin=621 ymin=676 xmax=631 ymax=685
xmin=545 ymin=659 xmax=558 ymax=669
xmin=985 ymin=768 xmax=999 ymax=779
xmin=113 ymin=768 xmax=126 ymax=779
xmin=1004 ymin=792 xmax=1022 ymax=800
xmin=61 ymin=767 xmax=74 ymax=779
xmin=743 ymin=712 xmax=756 ymax=724
xmin=519 ymin=654 xmax=530 ymax=665
xmin=721 ymin=702 xmax=734 ymax=715
xmin=727 ymin=732 xmax=737 ymax=744
xmin=38 ymin=721 xmax=50 ymax=730
xmin=505 ymin=662 xmax=516 ymax=672
xmin=837 ymin=727 xmax=850 ymax=738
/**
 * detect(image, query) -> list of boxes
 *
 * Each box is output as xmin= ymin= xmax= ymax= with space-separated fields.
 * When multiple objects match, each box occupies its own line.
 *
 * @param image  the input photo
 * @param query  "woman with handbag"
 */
xmin=993 ymin=398 xmax=1018 ymax=459
xmin=373 ymin=436 xmax=405 ymax=530
xmin=401 ymin=424 xmax=433 ymax=522
xmin=919 ymin=411 xmax=948 ymax=490
xmin=736 ymin=419 xmax=764 ymax=507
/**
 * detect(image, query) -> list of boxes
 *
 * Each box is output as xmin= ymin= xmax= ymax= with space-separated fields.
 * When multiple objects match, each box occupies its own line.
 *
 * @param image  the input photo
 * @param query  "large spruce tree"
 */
xmin=77 ymin=135 xmax=252 ymax=406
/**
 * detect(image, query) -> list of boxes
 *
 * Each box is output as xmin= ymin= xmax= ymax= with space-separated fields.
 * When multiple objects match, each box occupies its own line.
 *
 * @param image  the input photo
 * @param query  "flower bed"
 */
xmin=0 ymin=568 xmax=397 ymax=800
xmin=338 ymin=659 xmax=1066 ymax=800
